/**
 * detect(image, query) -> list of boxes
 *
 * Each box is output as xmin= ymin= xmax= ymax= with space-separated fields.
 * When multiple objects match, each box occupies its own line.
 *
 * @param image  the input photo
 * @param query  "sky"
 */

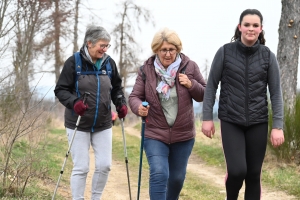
xmin=36 ymin=0 xmax=300 ymax=99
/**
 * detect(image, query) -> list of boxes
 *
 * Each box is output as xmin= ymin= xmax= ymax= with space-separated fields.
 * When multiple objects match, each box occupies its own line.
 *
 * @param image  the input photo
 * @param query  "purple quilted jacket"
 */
xmin=129 ymin=53 xmax=206 ymax=144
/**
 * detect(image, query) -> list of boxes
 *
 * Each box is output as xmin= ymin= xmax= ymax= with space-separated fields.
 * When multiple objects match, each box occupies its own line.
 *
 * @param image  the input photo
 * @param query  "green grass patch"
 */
xmin=39 ymin=128 xmax=72 ymax=200
xmin=192 ymin=142 xmax=225 ymax=168
xmin=41 ymin=128 xmax=71 ymax=178
xmin=262 ymin=164 xmax=300 ymax=197
xmin=112 ymin=126 xmax=150 ymax=192
xmin=0 ymin=128 xmax=70 ymax=199
xmin=112 ymin=126 xmax=226 ymax=199
xmin=132 ymin=121 xmax=300 ymax=198
xmin=134 ymin=122 xmax=141 ymax=131
xmin=180 ymin=171 xmax=225 ymax=199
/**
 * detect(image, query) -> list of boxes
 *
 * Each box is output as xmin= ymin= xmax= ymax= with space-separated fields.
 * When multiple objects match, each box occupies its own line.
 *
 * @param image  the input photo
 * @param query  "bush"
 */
xmin=268 ymin=94 xmax=300 ymax=164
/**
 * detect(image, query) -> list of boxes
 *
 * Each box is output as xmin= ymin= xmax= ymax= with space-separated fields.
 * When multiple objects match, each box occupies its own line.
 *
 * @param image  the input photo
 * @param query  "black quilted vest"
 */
xmin=218 ymin=40 xmax=270 ymax=126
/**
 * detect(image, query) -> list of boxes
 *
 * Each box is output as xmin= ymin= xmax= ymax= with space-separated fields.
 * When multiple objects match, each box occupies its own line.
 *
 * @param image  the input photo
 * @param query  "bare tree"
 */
xmin=0 ymin=0 xmax=16 ymax=59
xmin=1 ymin=1 xmax=54 ymax=193
xmin=13 ymin=0 xmax=51 ymax=108
xmin=0 ymin=0 xmax=13 ymax=37
xmin=111 ymin=0 xmax=154 ymax=89
xmin=73 ymin=0 xmax=80 ymax=53
xmin=0 ymin=80 xmax=50 ymax=197
xmin=53 ymin=0 xmax=74 ymax=84
xmin=277 ymin=0 xmax=300 ymax=110
xmin=202 ymin=59 xmax=210 ymax=82
xmin=0 ymin=0 xmax=72 ymax=197
xmin=35 ymin=0 xmax=74 ymax=84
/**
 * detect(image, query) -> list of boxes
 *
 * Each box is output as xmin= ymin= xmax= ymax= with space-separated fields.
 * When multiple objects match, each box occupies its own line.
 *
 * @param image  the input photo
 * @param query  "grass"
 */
xmin=33 ymin=128 xmax=72 ymax=200
xmin=41 ymin=128 xmax=73 ymax=200
xmin=112 ymin=125 xmax=225 ymax=199
xmin=262 ymin=158 xmax=300 ymax=197
xmin=133 ymin=120 xmax=300 ymax=198
xmin=112 ymin=126 xmax=150 ymax=193
xmin=42 ymin=128 xmax=73 ymax=182
xmin=193 ymin=120 xmax=225 ymax=168
xmin=0 ymin=127 xmax=71 ymax=200
xmin=193 ymin=120 xmax=300 ymax=198
xmin=180 ymin=171 xmax=225 ymax=199
xmin=3 ymin=119 xmax=300 ymax=199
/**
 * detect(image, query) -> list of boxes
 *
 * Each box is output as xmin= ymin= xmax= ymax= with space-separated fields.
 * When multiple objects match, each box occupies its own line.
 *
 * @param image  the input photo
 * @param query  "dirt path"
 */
xmin=82 ymin=125 xmax=296 ymax=200
xmin=84 ymin=148 xmax=149 ymax=200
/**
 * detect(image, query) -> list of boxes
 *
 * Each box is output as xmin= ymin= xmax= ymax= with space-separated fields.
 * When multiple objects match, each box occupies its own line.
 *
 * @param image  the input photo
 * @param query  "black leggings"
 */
xmin=221 ymin=121 xmax=268 ymax=200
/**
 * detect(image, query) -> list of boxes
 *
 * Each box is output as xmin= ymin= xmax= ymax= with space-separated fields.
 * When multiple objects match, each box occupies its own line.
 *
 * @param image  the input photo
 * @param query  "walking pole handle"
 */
xmin=82 ymin=92 xmax=90 ymax=104
xmin=75 ymin=92 xmax=90 ymax=126
xmin=141 ymin=101 xmax=148 ymax=120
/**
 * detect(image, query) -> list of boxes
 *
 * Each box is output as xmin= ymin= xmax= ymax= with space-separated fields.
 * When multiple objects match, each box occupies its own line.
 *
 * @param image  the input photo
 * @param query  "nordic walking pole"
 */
xmin=137 ymin=101 xmax=149 ymax=200
xmin=52 ymin=92 xmax=90 ymax=200
xmin=120 ymin=118 xmax=132 ymax=200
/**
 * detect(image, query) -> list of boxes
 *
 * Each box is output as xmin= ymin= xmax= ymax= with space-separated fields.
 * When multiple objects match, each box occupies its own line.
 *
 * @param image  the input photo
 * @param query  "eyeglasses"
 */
xmin=99 ymin=44 xmax=111 ymax=49
xmin=159 ymin=48 xmax=177 ymax=55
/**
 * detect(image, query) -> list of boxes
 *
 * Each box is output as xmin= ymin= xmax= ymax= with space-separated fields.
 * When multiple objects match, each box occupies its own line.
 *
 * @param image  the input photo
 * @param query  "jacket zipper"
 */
xmin=169 ymin=127 xmax=172 ymax=144
xmin=152 ymin=74 xmax=170 ymax=128
xmin=167 ymin=69 xmax=184 ymax=143
xmin=245 ymin=51 xmax=250 ymax=126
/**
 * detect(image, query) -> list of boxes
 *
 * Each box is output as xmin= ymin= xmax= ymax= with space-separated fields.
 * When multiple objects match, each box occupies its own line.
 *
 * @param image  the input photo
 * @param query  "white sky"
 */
xmin=36 ymin=0 xmax=300 ymax=98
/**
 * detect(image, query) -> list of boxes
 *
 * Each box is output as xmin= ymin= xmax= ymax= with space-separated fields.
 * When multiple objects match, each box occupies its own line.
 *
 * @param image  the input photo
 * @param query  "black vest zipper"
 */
xmin=245 ymin=51 xmax=250 ymax=126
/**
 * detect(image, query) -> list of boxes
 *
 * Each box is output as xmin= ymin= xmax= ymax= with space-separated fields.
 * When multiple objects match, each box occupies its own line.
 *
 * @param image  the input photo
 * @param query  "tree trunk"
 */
xmin=118 ymin=5 xmax=127 ymax=85
xmin=54 ymin=0 xmax=61 ymax=84
xmin=277 ymin=0 xmax=300 ymax=110
xmin=13 ymin=0 xmax=42 ymax=109
xmin=73 ymin=0 xmax=80 ymax=53
xmin=111 ymin=1 xmax=154 ymax=91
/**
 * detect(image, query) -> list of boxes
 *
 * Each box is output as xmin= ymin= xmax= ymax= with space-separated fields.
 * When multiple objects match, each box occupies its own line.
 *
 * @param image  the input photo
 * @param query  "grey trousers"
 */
xmin=66 ymin=128 xmax=112 ymax=200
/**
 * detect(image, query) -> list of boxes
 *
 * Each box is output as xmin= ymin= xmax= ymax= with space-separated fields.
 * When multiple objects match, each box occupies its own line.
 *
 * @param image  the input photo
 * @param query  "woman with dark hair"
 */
xmin=201 ymin=9 xmax=284 ymax=200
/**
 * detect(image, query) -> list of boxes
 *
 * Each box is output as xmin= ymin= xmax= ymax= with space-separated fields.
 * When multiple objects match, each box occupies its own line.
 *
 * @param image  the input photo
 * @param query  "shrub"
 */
xmin=268 ymin=94 xmax=300 ymax=164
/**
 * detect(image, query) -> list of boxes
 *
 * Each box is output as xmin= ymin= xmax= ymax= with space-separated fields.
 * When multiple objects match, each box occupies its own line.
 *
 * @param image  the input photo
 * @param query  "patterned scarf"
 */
xmin=154 ymin=54 xmax=181 ymax=100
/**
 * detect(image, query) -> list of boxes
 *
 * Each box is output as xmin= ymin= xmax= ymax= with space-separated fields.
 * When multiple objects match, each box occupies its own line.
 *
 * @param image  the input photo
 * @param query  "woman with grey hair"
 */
xmin=54 ymin=25 xmax=127 ymax=199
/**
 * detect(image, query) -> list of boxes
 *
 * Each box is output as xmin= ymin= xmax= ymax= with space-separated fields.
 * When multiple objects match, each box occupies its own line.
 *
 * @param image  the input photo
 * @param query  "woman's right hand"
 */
xmin=138 ymin=104 xmax=150 ymax=117
xmin=201 ymin=120 xmax=215 ymax=139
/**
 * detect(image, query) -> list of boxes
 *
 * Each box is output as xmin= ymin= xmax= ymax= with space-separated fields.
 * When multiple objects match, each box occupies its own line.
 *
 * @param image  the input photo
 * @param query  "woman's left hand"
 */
xmin=270 ymin=129 xmax=285 ymax=148
xmin=178 ymin=73 xmax=192 ymax=89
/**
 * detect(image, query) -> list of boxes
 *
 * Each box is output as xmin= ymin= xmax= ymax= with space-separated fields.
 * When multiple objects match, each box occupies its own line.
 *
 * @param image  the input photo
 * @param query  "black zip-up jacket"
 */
xmin=203 ymin=40 xmax=283 ymax=128
xmin=54 ymin=46 xmax=126 ymax=132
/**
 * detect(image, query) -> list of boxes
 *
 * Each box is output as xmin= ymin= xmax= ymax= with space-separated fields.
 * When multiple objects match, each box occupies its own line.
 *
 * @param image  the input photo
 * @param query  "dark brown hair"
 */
xmin=231 ymin=9 xmax=266 ymax=45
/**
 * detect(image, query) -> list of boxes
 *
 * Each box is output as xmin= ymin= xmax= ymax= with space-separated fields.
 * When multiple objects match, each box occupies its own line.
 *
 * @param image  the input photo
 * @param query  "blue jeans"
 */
xmin=144 ymin=137 xmax=195 ymax=200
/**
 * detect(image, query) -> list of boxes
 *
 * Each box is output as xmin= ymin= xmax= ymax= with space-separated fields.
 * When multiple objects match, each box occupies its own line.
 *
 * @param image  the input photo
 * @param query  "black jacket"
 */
xmin=203 ymin=40 xmax=283 ymax=128
xmin=218 ymin=40 xmax=270 ymax=126
xmin=54 ymin=46 xmax=126 ymax=132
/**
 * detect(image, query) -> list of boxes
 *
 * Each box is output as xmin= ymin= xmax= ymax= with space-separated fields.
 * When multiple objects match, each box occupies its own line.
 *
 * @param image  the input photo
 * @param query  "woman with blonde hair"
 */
xmin=129 ymin=28 xmax=206 ymax=199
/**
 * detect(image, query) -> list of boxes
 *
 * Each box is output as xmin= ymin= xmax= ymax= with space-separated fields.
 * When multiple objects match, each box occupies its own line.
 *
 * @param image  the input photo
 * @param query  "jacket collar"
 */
xmin=237 ymin=39 xmax=260 ymax=55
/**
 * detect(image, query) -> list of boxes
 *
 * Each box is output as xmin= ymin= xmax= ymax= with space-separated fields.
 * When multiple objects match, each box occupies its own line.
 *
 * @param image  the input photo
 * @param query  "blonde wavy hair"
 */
xmin=151 ymin=28 xmax=183 ymax=53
